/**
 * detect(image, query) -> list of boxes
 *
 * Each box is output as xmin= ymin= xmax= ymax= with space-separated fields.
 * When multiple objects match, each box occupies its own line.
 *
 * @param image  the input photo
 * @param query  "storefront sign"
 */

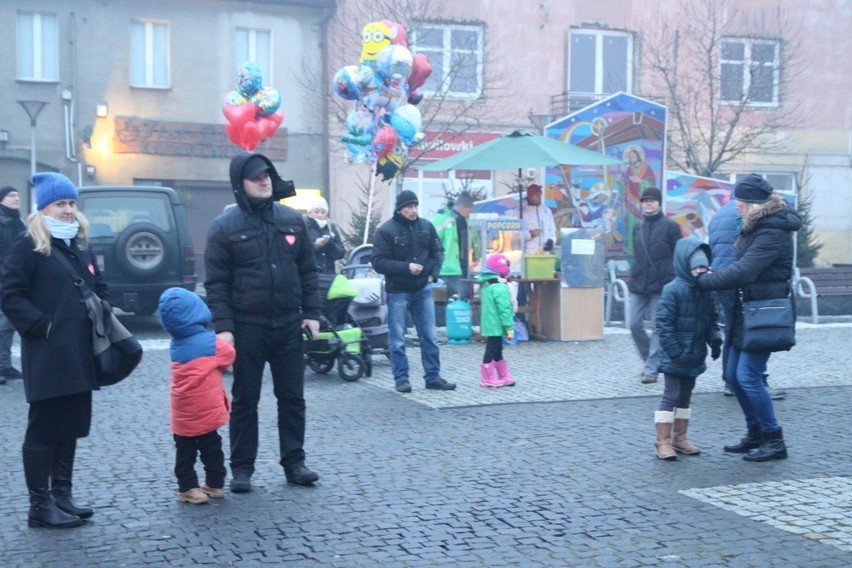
xmin=112 ymin=116 xmax=287 ymax=160
xmin=418 ymin=131 xmax=500 ymax=161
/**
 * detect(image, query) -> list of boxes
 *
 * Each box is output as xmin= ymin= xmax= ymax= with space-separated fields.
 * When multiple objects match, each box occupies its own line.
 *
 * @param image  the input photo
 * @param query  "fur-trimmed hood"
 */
xmin=741 ymin=194 xmax=801 ymax=234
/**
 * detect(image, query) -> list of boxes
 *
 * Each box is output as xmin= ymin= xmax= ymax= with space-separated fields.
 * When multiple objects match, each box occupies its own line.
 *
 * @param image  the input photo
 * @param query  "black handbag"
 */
xmin=52 ymin=248 xmax=143 ymax=386
xmin=740 ymin=295 xmax=796 ymax=352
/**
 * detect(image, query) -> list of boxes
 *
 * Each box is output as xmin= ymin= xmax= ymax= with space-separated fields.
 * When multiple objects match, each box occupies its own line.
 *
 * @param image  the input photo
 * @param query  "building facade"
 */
xmin=0 ymin=0 xmax=334 ymax=266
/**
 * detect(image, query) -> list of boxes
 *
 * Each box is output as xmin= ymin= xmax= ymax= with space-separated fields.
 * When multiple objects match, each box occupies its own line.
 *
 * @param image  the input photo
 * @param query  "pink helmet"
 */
xmin=485 ymin=253 xmax=511 ymax=278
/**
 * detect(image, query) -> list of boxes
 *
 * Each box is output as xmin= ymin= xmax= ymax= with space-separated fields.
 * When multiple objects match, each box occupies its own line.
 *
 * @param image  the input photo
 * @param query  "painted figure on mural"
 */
xmin=622 ymin=144 xmax=656 ymax=253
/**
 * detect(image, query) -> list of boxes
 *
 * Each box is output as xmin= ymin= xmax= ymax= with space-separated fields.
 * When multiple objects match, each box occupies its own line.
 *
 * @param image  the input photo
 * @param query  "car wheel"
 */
xmin=114 ymin=223 xmax=171 ymax=278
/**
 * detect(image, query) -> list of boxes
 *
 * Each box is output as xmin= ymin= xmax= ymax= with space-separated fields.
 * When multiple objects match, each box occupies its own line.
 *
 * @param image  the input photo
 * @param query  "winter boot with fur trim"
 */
xmin=672 ymin=408 xmax=701 ymax=455
xmin=654 ymin=411 xmax=677 ymax=460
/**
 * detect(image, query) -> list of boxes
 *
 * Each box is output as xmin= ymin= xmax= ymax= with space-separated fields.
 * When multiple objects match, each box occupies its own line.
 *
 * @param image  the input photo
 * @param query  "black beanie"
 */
xmin=395 ymin=190 xmax=418 ymax=211
xmin=640 ymin=187 xmax=662 ymax=202
xmin=0 ymin=186 xmax=18 ymax=202
xmin=734 ymin=174 xmax=773 ymax=203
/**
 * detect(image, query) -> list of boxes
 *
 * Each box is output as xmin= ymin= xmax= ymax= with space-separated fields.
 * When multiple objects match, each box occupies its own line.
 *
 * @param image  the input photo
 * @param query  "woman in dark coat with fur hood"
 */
xmin=697 ymin=174 xmax=801 ymax=462
xmin=1 ymin=173 xmax=109 ymax=528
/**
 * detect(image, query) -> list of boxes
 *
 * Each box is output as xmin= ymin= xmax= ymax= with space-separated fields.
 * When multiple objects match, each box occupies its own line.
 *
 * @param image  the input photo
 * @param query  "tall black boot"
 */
xmin=23 ymin=443 xmax=82 ymax=528
xmin=51 ymin=440 xmax=94 ymax=519
xmin=743 ymin=428 xmax=788 ymax=462
xmin=723 ymin=427 xmax=762 ymax=453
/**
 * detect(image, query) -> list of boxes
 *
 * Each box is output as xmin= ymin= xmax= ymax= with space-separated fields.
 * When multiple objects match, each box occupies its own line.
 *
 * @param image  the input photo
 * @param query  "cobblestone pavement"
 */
xmin=1 ymin=320 xmax=851 ymax=567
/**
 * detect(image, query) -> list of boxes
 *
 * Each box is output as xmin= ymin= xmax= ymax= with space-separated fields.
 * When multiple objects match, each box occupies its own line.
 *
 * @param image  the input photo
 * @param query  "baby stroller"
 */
xmin=304 ymin=273 xmax=373 ymax=381
xmin=341 ymin=244 xmax=389 ymax=356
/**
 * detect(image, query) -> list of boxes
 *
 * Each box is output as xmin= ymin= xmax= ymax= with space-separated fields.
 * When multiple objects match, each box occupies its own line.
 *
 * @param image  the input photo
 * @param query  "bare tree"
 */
xmin=641 ymin=0 xmax=805 ymax=177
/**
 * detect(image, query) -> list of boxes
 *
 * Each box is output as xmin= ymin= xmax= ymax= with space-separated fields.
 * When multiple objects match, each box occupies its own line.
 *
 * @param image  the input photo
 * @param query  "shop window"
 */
xmin=17 ymin=11 xmax=59 ymax=81
xmin=130 ymin=19 xmax=170 ymax=88
xmin=413 ymin=24 xmax=483 ymax=98
xmin=720 ymin=38 xmax=780 ymax=106
xmin=567 ymin=29 xmax=632 ymax=96
xmin=235 ymin=28 xmax=272 ymax=82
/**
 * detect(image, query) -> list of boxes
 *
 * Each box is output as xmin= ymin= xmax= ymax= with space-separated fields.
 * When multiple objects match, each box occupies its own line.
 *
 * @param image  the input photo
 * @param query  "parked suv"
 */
xmin=77 ymin=186 xmax=197 ymax=316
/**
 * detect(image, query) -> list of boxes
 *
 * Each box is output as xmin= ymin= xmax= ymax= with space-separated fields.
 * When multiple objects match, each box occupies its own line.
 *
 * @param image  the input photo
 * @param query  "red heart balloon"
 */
xmin=268 ymin=110 xmax=284 ymax=128
xmin=242 ymin=121 xmax=263 ymax=151
xmin=226 ymin=121 xmax=243 ymax=147
xmin=223 ymin=102 xmax=256 ymax=129
xmin=256 ymin=117 xmax=275 ymax=140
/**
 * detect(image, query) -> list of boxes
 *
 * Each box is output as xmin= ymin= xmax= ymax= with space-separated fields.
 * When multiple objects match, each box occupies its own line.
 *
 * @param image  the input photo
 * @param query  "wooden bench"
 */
xmin=794 ymin=265 xmax=852 ymax=323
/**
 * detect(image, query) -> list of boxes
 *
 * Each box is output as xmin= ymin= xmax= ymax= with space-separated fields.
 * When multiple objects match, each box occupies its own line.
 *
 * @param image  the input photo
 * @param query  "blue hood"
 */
xmin=158 ymin=287 xmax=211 ymax=339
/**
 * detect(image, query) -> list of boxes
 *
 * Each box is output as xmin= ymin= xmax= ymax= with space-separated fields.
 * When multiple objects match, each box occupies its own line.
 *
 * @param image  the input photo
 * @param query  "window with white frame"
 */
xmin=720 ymin=38 xmax=780 ymax=106
xmin=414 ymin=24 xmax=483 ymax=97
xmin=235 ymin=28 xmax=272 ymax=82
xmin=130 ymin=20 xmax=170 ymax=88
xmin=17 ymin=12 xmax=59 ymax=81
xmin=568 ymin=29 xmax=632 ymax=95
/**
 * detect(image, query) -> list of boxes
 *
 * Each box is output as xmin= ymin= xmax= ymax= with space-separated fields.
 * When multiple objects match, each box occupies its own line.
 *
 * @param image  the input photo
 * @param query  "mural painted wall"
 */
xmin=665 ymin=173 xmax=732 ymax=241
xmin=544 ymin=92 xmax=667 ymax=259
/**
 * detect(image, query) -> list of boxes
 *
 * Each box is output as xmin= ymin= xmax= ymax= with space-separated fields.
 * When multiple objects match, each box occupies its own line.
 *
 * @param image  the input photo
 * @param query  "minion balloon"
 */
xmin=360 ymin=21 xmax=392 ymax=64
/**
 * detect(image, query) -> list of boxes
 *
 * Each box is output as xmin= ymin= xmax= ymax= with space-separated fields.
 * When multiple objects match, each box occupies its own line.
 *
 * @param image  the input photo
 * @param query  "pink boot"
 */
xmin=480 ymin=362 xmax=503 ymax=388
xmin=493 ymin=360 xmax=516 ymax=386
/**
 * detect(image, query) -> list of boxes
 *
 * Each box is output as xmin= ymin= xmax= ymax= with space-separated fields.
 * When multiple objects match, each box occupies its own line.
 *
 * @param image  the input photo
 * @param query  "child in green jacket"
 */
xmin=476 ymin=254 xmax=517 ymax=387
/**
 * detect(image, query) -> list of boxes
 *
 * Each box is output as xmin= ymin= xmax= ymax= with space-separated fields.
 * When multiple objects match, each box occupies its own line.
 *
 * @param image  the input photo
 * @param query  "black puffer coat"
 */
xmin=1 ymin=237 xmax=108 ymax=402
xmin=204 ymin=154 xmax=321 ymax=332
xmin=656 ymin=238 xmax=722 ymax=378
xmin=0 ymin=204 xmax=25 ymax=278
xmin=698 ymin=195 xmax=801 ymax=349
xmin=371 ymin=211 xmax=443 ymax=293
xmin=628 ymin=211 xmax=682 ymax=295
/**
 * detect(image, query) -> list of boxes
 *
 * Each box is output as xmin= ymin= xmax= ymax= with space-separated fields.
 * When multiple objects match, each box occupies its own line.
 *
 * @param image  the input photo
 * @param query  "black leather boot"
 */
xmin=23 ymin=443 xmax=82 ymax=529
xmin=723 ymin=427 xmax=762 ymax=453
xmin=51 ymin=440 xmax=94 ymax=519
xmin=743 ymin=428 xmax=788 ymax=462
xmin=284 ymin=463 xmax=319 ymax=486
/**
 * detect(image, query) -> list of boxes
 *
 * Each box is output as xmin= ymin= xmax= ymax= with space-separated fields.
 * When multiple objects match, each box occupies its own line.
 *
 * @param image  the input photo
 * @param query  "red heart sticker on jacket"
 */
xmin=285 ymin=235 xmax=296 ymax=245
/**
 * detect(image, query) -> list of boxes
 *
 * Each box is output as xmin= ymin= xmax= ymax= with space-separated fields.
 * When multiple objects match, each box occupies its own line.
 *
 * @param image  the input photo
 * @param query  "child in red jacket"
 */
xmin=159 ymin=288 xmax=235 ymax=504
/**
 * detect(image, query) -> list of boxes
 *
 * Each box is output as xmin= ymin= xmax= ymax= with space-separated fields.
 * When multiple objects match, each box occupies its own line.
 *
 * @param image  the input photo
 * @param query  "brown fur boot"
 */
xmin=654 ymin=411 xmax=677 ymax=460
xmin=672 ymin=408 xmax=701 ymax=455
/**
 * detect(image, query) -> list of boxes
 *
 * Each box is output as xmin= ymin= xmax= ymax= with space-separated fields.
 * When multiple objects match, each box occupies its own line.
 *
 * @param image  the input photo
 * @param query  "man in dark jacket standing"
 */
xmin=0 ymin=186 xmax=26 ymax=384
xmin=628 ymin=187 xmax=682 ymax=384
xmin=372 ymin=190 xmax=455 ymax=393
xmin=205 ymin=153 xmax=322 ymax=493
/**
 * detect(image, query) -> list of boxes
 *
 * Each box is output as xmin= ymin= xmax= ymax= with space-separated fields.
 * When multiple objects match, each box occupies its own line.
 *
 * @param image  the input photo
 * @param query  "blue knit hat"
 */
xmin=33 ymin=172 xmax=78 ymax=210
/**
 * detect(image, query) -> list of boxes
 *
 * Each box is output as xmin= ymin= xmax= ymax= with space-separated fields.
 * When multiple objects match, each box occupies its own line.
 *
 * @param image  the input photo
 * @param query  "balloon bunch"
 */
xmin=223 ymin=62 xmax=285 ymax=151
xmin=331 ymin=20 xmax=432 ymax=181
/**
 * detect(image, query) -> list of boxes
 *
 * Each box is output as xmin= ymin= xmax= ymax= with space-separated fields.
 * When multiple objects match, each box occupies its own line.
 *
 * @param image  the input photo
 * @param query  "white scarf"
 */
xmin=315 ymin=218 xmax=328 ymax=229
xmin=43 ymin=216 xmax=80 ymax=240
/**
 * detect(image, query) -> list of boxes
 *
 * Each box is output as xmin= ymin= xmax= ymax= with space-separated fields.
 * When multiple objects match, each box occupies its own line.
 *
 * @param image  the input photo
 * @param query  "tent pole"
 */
xmin=363 ymin=166 xmax=377 ymax=245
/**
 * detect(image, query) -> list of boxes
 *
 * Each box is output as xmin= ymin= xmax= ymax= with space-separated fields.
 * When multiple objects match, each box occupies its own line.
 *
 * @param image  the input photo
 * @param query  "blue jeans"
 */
xmin=387 ymin=283 xmax=441 ymax=383
xmin=725 ymin=347 xmax=780 ymax=433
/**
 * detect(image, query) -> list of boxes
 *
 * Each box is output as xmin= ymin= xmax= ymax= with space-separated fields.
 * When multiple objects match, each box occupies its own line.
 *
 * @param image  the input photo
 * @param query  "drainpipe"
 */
xmin=319 ymin=6 xmax=335 ymax=201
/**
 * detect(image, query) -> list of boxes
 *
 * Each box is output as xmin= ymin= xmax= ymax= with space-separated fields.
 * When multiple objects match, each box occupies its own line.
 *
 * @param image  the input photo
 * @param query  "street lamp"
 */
xmin=17 ymin=100 xmax=48 ymax=209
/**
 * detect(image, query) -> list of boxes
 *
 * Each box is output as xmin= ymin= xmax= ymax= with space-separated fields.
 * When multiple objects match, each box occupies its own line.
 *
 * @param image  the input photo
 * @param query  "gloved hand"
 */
xmin=711 ymin=344 xmax=721 ymax=361
xmin=506 ymin=329 xmax=514 ymax=341
xmin=543 ymin=239 xmax=554 ymax=252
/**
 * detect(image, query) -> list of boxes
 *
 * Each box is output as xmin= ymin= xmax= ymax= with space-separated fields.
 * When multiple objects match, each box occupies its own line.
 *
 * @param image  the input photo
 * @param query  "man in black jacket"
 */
xmin=0 ymin=186 xmax=26 ymax=384
xmin=205 ymin=153 xmax=321 ymax=493
xmin=628 ymin=187 xmax=682 ymax=384
xmin=372 ymin=190 xmax=455 ymax=393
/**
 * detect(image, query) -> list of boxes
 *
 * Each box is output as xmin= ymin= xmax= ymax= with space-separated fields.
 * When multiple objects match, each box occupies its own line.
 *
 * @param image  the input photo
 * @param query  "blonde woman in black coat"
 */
xmin=1 ymin=173 xmax=108 ymax=528
xmin=697 ymin=174 xmax=801 ymax=462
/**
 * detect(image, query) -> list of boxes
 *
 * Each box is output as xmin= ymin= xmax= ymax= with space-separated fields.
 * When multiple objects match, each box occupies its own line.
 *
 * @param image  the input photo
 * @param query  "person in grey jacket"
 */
xmin=628 ymin=187 xmax=682 ymax=383
xmin=653 ymin=237 xmax=722 ymax=460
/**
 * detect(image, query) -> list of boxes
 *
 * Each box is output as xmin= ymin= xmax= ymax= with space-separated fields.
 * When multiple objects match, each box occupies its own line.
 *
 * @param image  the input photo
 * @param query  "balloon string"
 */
xmin=363 ymin=165 xmax=377 ymax=245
